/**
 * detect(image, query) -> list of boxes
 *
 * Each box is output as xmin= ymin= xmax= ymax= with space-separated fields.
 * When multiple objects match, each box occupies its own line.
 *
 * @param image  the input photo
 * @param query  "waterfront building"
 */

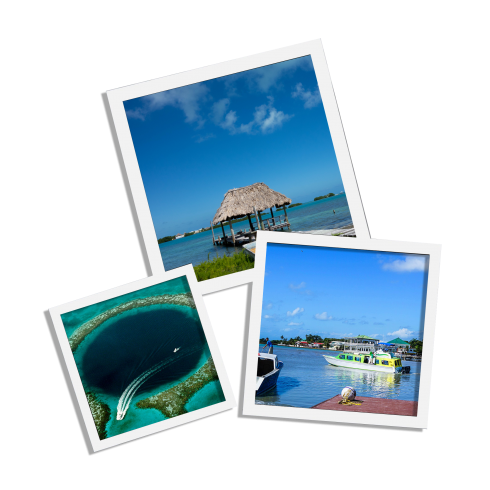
xmin=295 ymin=340 xmax=308 ymax=347
xmin=342 ymin=335 xmax=380 ymax=353
xmin=175 ymin=233 xmax=185 ymax=239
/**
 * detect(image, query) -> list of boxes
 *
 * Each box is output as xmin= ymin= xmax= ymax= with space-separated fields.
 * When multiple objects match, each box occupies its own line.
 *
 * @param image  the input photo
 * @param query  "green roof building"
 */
xmin=387 ymin=337 xmax=412 ymax=352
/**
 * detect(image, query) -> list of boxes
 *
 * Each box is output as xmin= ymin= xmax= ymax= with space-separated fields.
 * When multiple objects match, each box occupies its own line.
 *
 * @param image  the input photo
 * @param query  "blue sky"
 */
xmin=260 ymin=244 xmax=429 ymax=342
xmin=124 ymin=56 xmax=346 ymax=238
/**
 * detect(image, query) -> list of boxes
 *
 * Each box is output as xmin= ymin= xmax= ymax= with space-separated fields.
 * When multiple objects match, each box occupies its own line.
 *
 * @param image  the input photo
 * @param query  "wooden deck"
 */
xmin=213 ymin=215 xmax=290 ymax=246
xmin=311 ymin=395 xmax=418 ymax=416
xmin=293 ymin=225 xmax=356 ymax=237
xmin=214 ymin=232 xmax=256 ymax=247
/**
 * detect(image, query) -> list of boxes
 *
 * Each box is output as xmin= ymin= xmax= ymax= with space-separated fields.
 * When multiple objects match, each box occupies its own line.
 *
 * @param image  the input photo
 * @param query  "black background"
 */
xmin=44 ymin=39 xmax=441 ymax=464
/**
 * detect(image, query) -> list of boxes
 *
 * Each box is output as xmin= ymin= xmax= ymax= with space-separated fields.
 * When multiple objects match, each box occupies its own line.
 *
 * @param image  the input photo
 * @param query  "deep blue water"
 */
xmin=159 ymin=194 xmax=352 ymax=271
xmin=81 ymin=308 xmax=206 ymax=397
xmin=256 ymin=345 xmax=421 ymax=409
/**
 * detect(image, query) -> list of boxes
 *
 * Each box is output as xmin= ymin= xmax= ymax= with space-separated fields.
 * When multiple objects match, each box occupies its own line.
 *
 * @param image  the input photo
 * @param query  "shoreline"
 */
xmin=69 ymin=293 xmax=196 ymax=352
xmin=136 ymin=357 xmax=220 ymax=418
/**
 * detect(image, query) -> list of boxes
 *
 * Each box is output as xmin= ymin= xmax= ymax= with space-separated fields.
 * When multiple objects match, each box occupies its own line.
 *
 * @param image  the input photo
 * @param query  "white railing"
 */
xmin=262 ymin=215 xmax=288 ymax=229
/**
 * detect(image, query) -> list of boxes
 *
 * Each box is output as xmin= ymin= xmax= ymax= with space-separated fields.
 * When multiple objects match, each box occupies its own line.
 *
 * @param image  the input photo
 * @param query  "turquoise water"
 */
xmin=159 ymin=194 xmax=352 ymax=271
xmin=185 ymin=380 xmax=225 ymax=412
xmin=60 ymin=277 xmax=225 ymax=439
xmin=256 ymin=345 xmax=421 ymax=410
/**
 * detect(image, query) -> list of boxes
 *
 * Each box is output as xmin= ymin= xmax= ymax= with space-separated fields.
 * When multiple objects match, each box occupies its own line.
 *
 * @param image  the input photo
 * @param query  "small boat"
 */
xmin=242 ymin=241 xmax=256 ymax=258
xmin=256 ymin=353 xmax=283 ymax=395
xmin=323 ymin=349 xmax=410 ymax=374
xmin=174 ymin=347 xmax=180 ymax=353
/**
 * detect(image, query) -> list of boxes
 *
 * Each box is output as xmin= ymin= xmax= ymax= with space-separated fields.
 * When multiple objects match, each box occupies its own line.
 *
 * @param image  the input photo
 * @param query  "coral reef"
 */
xmin=69 ymin=293 xmax=196 ymax=352
xmin=136 ymin=357 xmax=220 ymax=418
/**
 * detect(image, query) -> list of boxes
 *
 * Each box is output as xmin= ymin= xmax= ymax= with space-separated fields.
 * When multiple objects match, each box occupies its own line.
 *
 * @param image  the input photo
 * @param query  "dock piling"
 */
xmin=283 ymin=205 xmax=290 ymax=230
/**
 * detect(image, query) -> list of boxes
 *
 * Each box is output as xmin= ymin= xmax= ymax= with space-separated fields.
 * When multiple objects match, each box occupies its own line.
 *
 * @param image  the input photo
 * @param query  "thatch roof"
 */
xmin=212 ymin=183 xmax=291 ymax=224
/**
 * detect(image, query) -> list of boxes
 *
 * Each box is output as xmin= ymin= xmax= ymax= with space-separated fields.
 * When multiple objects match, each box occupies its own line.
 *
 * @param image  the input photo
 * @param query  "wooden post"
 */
xmin=210 ymin=221 xmax=216 ymax=245
xmin=253 ymin=207 xmax=259 ymax=231
xmin=229 ymin=220 xmax=235 ymax=245
xmin=254 ymin=206 xmax=263 ymax=231
xmin=283 ymin=205 xmax=290 ymax=230
xmin=221 ymin=221 xmax=226 ymax=246
xmin=270 ymin=207 xmax=274 ymax=227
xmin=247 ymin=213 xmax=254 ymax=232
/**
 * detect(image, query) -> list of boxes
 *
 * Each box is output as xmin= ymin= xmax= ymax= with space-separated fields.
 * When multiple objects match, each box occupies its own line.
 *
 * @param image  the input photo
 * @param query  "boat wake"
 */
xmin=116 ymin=345 xmax=202 ymax=420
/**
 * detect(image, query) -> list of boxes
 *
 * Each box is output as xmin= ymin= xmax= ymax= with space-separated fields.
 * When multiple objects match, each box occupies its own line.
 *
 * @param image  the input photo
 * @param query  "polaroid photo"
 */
xmin=107 ymin=40 xmax=370 ymax=295
xmin=243 ymin=231 xmax=440 ymax=429
xmin=49 ymin=266 xmax=235 ymax=452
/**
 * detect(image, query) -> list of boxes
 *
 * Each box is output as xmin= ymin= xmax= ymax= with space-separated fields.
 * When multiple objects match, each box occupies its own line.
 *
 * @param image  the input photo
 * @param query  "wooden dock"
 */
xmin=311 ymin=395 xmax=418 ymax=416
xmin=212 ymin=214 xmax=290 ymax=247
xmin=293 ymin=225 xmax=356 ymax=237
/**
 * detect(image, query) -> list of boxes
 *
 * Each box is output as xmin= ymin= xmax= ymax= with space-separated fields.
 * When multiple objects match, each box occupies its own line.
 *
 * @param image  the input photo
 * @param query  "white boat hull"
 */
xmin=323 ymin=355 xmax=400 ymax=373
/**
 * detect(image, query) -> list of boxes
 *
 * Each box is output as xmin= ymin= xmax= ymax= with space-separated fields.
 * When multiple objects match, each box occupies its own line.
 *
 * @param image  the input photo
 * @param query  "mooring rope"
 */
xmin=338 ymin=390 xmax=362 ymax=406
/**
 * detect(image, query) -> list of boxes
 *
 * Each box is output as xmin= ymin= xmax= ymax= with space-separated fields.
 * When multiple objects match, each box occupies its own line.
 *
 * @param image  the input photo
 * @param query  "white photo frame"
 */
xmin=49 ymin=265 xmax=235 ymax=452
xmin=107 ymin=40 xmax=370 ymax=295
xmin=243 ymin=231 xmax=441 ymax=429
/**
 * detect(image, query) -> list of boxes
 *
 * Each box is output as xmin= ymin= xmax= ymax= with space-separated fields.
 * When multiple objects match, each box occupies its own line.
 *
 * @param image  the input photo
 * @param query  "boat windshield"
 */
xmin=257 ymin=357 xmax=275 ymax=376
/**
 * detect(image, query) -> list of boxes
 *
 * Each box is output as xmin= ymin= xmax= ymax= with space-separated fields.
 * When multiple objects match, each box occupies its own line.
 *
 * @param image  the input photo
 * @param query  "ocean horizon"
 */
xmin=159 ymin=193 xmax=353 ymax=271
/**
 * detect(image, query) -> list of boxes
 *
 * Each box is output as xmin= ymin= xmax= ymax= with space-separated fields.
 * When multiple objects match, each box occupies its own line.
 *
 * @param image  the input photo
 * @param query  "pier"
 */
xmin=293 ymin=225 xmax=356 ymax=237
xmin=311 ymin=395 xmax=418 ymax=416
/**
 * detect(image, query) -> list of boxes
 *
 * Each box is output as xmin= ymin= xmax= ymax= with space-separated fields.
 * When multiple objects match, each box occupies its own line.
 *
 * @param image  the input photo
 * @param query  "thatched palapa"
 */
xmin=212 ymin=183 xmax=291 ymax=225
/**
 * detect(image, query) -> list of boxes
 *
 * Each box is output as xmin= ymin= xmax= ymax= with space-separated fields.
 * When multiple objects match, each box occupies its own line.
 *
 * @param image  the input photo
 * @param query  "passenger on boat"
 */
xmin=261 ymin=338 xmax=273 ymax=354
xmin=369 ymin=351 xmax=374 ymax=364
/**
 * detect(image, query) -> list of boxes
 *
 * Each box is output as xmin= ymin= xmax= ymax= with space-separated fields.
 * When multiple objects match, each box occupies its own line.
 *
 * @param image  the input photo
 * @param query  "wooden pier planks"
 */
xmin=293 ymin=226 xmax=356 ymax=237
xmin=311 ymin=395 xmax=418 ymax=417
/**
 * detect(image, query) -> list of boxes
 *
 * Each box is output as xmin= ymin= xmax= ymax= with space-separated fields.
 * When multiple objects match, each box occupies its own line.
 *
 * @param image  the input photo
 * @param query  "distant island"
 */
xmin=314 ymin=193 xmax=335 ymax=201
xmin=289 ymin=203 xmax=302 ymax=208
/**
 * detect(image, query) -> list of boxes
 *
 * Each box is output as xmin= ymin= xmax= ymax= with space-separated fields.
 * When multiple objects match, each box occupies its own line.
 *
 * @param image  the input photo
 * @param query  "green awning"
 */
xmin=387 ymin=337 xmax=410 ymax=345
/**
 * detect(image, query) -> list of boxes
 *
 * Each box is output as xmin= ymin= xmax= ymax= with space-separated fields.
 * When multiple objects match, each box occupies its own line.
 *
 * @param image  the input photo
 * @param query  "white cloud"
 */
xmin=315 ymin=312 xmax=332 ymax=321
xmin=264 ymin=314 xmax=272 ymax=319
xmin=220 ymin=110 xmax=238 ymax=131
xmin=292 ymin=83 xmax=322 ymax=108
xmin=195 ymin=133 xmax=215 ymax=143
xmin=289 ymin=281 xmax=306 ymax=290
xmin=265 ymin=303 xmax=273 ymax=310
xmin=382 ymin=256 xmax=427 ymax=273
xmin=283 ymin=328 xmax=293 ymax=332
xmin=127 ymin=84 xmax=209 ymax=127
xmin=212 ymin=96 xmax=292 ymax=135
xmin=287 ymin=322 xmax=303 ymax=326
xmin=387 ymin=328 xmax=414 ymax=339
xmin=253 ymin=96 xmax=293 ymax=134
xmin=224 ymin=57 xmax=314 ymax=94
xmin=211 ymin=98 xmax=230 ymax=124
xmin=287 ymin=307 xmax=304 ymax=317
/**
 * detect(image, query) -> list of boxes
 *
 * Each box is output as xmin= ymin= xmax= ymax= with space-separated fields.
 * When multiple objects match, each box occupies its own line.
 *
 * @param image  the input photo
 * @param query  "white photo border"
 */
xmin=243 ymin=231 xmax=441 ymax=429
xmin=49 ymin=265 xmax=236 ymax=452
xmin=107 ymin=39 xmax=370 ymax=295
